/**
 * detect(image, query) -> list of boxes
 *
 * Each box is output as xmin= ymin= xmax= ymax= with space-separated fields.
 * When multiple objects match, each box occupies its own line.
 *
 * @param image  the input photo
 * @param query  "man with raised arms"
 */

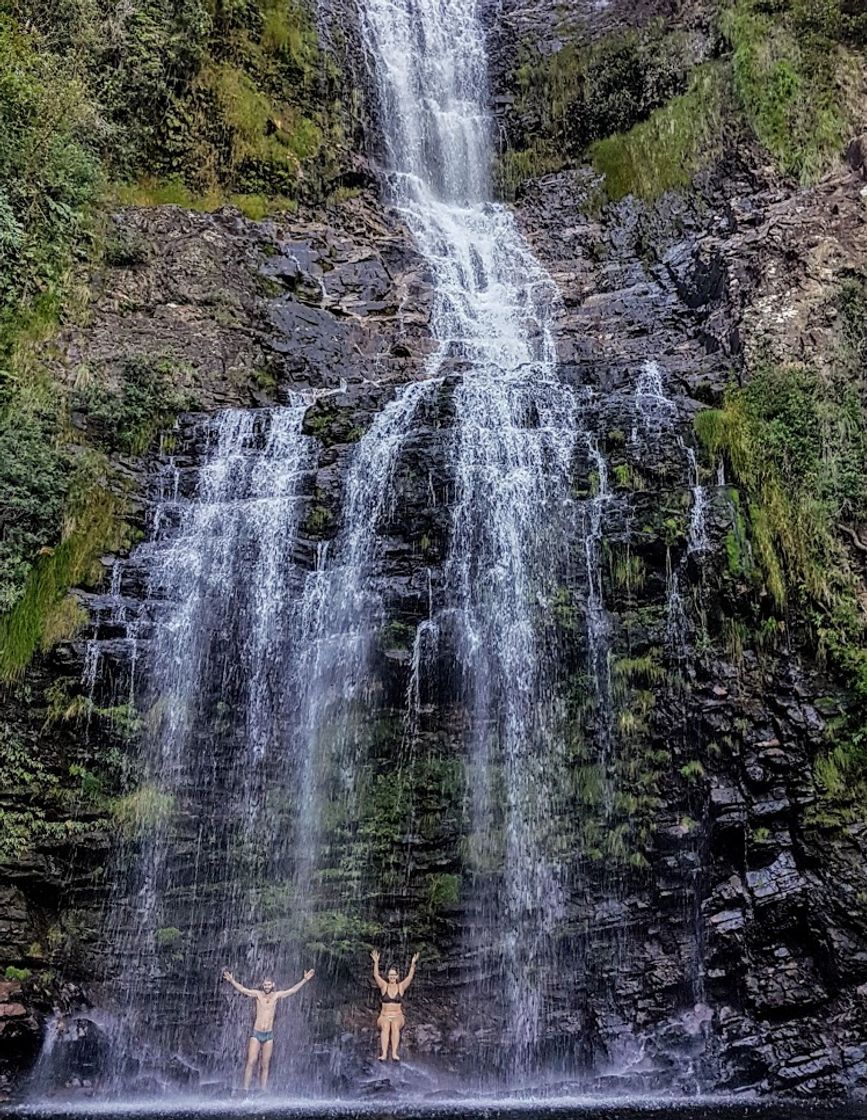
xmin=222 ymin=967 xmax=314 ymax=1090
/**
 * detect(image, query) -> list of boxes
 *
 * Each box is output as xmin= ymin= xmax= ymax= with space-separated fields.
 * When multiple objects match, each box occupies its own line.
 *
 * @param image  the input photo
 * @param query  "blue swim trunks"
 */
xmin=252 ymin=1029 xmax=273 ymax=1044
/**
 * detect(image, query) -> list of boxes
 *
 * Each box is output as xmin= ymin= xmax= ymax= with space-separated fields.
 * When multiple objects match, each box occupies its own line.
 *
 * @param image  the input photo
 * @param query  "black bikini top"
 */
xmin=381 ymin=986 xmax=402 ymax=1004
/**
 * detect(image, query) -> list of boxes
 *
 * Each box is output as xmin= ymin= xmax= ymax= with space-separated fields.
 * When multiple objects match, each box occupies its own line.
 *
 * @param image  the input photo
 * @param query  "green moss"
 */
xmin=304 ymin=504 xmax=333 ymax=537
xmin=303 ymin=402 xmax=366 ymax=447
xmin=0 ymin=720 xmax=114 ymax=858
xmin=379 ymin=620 xmax=416 ymax=652
xmin=608 ymin=547 xmax=646 ymax=592
xmin=155 ymin=926 xmax=182 ymax=947
xmin=496 ymin=143 xmax=566 ymax=199
xmin=549 ymin=586 xmax=578 ymax=631
xmin=4 ymin=966 xmax=31 ymax=981
xmin=260 ymin=0 xmax=319 ymax=66
xmin=725 ymin=530 xmax=742 ymax=575
xmin=0 ymin=481 xmax=128 ymax=680
xmin=680 ymin=760 xmax=706 ymax=781
xmin=425 ymin=872 xmax=460 ymax=910
xmin=591 ymin=65 xmax=725 ymax=202
xmin=112 ymin=785 xmax=175 ymax=835
xmin=201 ymin=61 xmax=309 ymax=171
xmin=114 ymin=179 xmax=295 ymax=219
xmin=303 ymin=910 xmax=383 ymax=958
xmin=613 ymin=650 xmax=665 ymax=685
xmin=327 ymin=185 xmax=362 ymax=204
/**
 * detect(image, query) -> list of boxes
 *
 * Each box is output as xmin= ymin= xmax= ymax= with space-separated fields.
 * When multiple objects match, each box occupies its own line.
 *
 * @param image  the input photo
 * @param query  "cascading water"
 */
xmin=359 ymin=0 xmax=586 ymax=1075
xmin=34 ymin=0 xmax=725 ymax=1098
xmin=83 ymin=403 xmax=317 ymax=1087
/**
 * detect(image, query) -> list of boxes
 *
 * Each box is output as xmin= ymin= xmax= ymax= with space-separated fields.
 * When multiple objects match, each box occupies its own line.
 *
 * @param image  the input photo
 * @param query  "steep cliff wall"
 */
xmin=2 ymin=0 xmax=867 ymax=1103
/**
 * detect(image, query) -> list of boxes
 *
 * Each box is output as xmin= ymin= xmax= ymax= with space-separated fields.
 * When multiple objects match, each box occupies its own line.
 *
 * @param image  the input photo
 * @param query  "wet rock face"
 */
xmin=521 ymin=159 xmax=867 ymax=1096
xmin=57 ymin=196 xmax=433 ymax=417
xmin=4 ymin=20 xmax=867 ymax=1107
xmin=0 ymin=191 xmax=435 ymax=1099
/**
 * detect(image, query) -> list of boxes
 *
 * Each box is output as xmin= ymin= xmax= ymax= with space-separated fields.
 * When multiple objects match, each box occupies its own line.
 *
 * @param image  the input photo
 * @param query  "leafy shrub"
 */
xmin=0 ymin=14 xmax=100 ymax=360
xmin=0 ymin=406 xmax=71 ymax=612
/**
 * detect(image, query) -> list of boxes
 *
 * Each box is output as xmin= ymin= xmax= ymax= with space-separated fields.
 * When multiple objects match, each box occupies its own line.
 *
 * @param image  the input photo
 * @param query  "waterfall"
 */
xmin=360 ymin=0 xmax=582 ymax=1073
xmin=36 ymin=0 xmax=725 ymax=1098
xmin=92 ymin=403 xmax=316 ymax=1086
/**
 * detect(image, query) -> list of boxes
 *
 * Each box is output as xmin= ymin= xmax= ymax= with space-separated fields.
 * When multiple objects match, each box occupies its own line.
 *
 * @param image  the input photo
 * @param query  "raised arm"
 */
xmin=371 ymin=949 xmax=386 ymax=993
xmin=222 ymin=969 xmax=257 ymax=997
xmin=399 ymin=952 xmax=420 ymax=995
xmin=276 ymin=969 xmax=315 ymax=999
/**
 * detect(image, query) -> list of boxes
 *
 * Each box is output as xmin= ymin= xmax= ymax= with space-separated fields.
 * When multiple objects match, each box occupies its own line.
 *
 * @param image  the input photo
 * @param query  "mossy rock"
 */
xmin=302 ymin=401 xmax=366 ymax=447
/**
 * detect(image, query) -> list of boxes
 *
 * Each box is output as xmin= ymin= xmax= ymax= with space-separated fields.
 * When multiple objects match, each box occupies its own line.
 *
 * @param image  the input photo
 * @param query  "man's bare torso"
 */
xmin=252 ymin=992 xmax=280 ymax=1032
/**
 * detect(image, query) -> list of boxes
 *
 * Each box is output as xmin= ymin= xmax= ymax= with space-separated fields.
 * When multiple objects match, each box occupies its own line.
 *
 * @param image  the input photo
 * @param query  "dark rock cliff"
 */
xmin=2 ymin=0 xmax=867 ymax=1103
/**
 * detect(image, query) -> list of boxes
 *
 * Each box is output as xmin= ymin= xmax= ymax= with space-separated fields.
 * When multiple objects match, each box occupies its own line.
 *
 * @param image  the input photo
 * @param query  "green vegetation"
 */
xmin=0 ymin=478 xmax=128 ymax=680
xmin=501 ymin=0 xmax=863 ymax=198
xmin=4 ymin=966 xmax=32 ymax=981
xmin=591 ymin=66 xmax=725 ymax=202
xmin=14 ymin=0 xmax=348 ymax=200
xmin=696 ymin=289 xmax=867 ymax=792
xmin=74 ymin=357 xmax=192 ymax=456
xmin=154 ymin=926 xmax=182 ymax=948
xmin=0 ymin=718 xmax=113 ymax=859
xmin=0 ymin=407 xmax=78 ymax=613
xmin=498 ymin=21 xmax=692 ymax=196
xmin=566 ymin=649 xmax=671 ymax=867
xmin=608 ymin=547 xmax=647 ymax=594
xmin=425 ymin=872 xmax=460 ymax=910
xmin=303 ymin=402 xmax=367 ymax=447
xmin=612 ymin=463 xmax=646 ymax=491
xmin=303 ymin=909 xmax=382 ymax=959
xmin=722 ymin=0 xmax=860 ymax=183
xmin=695 ymin=362 xmax=866 ymax=612
xmin=304 ymin=504 xmax=333 ymax=538
xmin=680 ymin=760 xmax=706 ymax=782
xmin=113 ymin=785 xmax=176 ymax=836
xmin=112 ymin=179 xmax=294 ymax=220
xmin=0 ymin=0 xmax=352 ymax=673
xmin=0 ymin=14 xmax=101 ymax=374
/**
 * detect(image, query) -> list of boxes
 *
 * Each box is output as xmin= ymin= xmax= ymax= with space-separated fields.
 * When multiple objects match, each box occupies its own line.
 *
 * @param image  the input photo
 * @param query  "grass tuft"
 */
xmin=591 ymin=65 xmax=725 ymax=202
